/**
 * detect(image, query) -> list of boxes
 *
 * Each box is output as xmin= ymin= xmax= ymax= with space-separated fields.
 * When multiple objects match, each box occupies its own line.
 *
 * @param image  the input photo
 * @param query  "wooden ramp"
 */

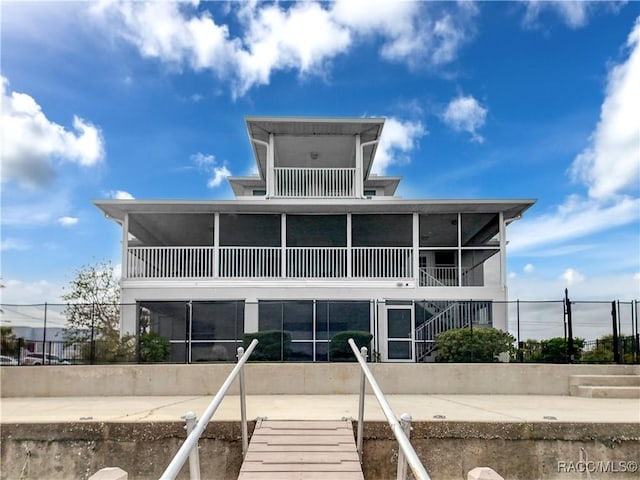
xmin=237 ymin=419 xmax=365 ymax=480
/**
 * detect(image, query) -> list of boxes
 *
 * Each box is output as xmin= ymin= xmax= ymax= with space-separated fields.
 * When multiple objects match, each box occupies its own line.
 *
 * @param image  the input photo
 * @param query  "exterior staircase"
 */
xmin=569 ymin=375 xmax=640 ymax=398
xmin=414 ymin=301 xmax=492 ymax=362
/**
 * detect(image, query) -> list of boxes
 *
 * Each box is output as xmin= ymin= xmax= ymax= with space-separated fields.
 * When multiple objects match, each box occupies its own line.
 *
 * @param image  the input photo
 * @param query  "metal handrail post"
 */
xmin=159 ymin=339 xmax=259 ymax=480
xmin=238 ymin=346 xmax=249 ymax=457
xmin=396 ymin=413 xmax=412 ymax=480
xmin=182 ymin=412 xmax=201 ymax=480
xmin=348 ymin=339 xmax=430 ymax=480
xmin=356 ymin=346 xmax=367 ymax=462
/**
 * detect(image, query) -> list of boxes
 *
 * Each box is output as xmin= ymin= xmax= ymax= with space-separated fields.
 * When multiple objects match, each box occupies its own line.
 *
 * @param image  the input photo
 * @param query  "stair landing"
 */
xmin=237 ymin=419 xmax=364 ymax=480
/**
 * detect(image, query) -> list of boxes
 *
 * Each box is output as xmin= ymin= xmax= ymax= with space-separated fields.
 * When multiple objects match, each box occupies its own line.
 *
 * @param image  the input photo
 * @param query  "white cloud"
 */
xmin=523 ymin=1 xmax=591 ymax=29
xmin=442 ymin=94 xmax=487 ymax=143
xmin=570 ymin=17 xmax=640 ymax=200
xmin=108 ymin=190 xmax=135 ymax=200
xmin=0 ymin=76 xmax=105 ymax=188
xmin=0 ymin=238 xmax=30 ymax=251
xmin=509 ymin=19 xmax=640 ymax=257
xmin=508 ymin=195 xmax=640 ymax=253
xmin=524 ymin=264 xmax=535 ymax=273
xmin=57 ymin=216 xmax=79 ymax=226
xmin=91 ymin=1 xmax=477 ymax=97
xmin=372 ymin=117 xmax=426 ymax=175
xmin=190 ymin=152 xmax=231 ymax=188
xmin=560 ymin=268 xmax=585 ymax=286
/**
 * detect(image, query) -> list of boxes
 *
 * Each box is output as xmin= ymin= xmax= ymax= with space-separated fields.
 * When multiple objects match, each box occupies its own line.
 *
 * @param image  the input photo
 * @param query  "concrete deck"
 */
xmin=1 ymin=394 xmax=638 ymax=424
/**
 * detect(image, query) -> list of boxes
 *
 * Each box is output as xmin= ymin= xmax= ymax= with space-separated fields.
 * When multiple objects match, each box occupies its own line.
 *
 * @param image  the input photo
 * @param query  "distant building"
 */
xmin=95 ymin=116 xmax=534 ymax=362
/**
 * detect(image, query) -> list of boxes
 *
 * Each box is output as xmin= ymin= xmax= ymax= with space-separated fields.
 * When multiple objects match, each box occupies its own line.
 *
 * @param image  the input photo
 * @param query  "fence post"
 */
xmin=396 ymin=413 xmax=412 ymax=480
xmin=611 ymin=301 xmax=620 ymax=364
xmin=634 ymin=300 xmax=639 ymax=364
xmin=565 ymin=289 xmax=574 ymax=363
xmin=42 ymin=302 xmax=47 ymax=362
xmin=90 ymin=303 xmax=96 ymax=365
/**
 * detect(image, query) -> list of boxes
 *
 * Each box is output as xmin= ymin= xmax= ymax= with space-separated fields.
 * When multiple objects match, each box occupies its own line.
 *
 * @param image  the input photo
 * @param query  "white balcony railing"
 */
xmin=419 ymin=267 xmax=471 ymax=287
xmin=287 ymin=247 xmax=347 ymax=277
xmin=352 ymin=247 xmax=413 ymax=278
xmin=219 ymin=247 xmax=281 ymax=277
xmin=127 ymin=246 xmax=414 ymax=280
xmin=274 ymin=167 xmax=356 ymax=197
xmin=127 ymin=246 xmax=216 ymax=278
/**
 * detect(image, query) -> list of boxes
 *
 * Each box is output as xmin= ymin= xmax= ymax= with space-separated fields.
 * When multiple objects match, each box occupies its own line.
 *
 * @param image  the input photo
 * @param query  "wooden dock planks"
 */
xmin=237 ymin=420 xmax=365 ymax=480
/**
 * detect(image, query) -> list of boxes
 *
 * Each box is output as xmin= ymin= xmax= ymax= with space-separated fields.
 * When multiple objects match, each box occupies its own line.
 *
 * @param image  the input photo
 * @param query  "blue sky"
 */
xmin=1 ymin=0 xmax=639 ymax=310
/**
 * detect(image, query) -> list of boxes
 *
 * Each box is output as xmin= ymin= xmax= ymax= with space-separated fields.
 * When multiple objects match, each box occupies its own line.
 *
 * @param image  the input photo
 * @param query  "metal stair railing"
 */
xmin=159 ymin=339 xmax=259 ymax=480
xmin=348 ymin=339 xmax=430 ymax=480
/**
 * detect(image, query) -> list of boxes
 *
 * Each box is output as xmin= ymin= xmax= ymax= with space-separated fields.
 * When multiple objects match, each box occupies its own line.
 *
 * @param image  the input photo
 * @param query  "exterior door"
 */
xmin=384 ymin=305 xmax=414 ymax=362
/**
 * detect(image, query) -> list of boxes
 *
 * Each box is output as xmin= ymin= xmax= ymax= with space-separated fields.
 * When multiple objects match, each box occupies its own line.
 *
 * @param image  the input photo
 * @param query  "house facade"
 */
xmin=95 ymin=116 xmax=534 ymax=363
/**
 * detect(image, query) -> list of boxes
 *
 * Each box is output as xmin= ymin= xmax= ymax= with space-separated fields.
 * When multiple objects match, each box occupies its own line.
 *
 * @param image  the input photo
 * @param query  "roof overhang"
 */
xmin=94 ymin=198 xmax=536 ymax=224
xmin=245 ymin=116 xmax=385 ymax=179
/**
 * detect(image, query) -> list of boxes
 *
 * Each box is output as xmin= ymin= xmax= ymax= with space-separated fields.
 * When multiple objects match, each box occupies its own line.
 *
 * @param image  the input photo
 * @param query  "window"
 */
xmin=364 ymin=189 xmax=377 ymax=197
xmin=258 ymin=300 xmax=371 ymax=361
xmin=138 ymin=300 xmax=244 ymax=363
xmin=252 ymin=189 xmax=266 ymax=196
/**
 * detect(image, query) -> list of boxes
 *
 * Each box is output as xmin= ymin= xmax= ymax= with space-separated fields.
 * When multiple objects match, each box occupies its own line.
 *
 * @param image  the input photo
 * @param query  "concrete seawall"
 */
xmin=3 ymin=363 xmax=639 ymax=397
xmin=2 ymin=420 xmax=639 ymax=480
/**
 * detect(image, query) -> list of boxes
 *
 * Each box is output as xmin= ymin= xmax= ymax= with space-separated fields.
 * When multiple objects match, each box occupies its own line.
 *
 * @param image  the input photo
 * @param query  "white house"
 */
xmin=94 ymin=116 xmax=534 ymax=363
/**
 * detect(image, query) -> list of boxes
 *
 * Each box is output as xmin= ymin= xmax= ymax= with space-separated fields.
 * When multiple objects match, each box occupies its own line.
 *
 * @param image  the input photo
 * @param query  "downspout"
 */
xmin=251 ymin=137 xmax=271 ymax=196
xmin=359 ymin=139 xmax=379 ymax=198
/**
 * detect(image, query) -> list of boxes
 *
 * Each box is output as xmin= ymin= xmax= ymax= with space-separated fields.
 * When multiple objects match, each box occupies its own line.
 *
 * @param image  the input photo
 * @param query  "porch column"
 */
xmin=347 ymin=213 xmax=352 ymax=278
xmin=214 ymin=213 xmax=220 ymax=278
xmin=281 ymin=213 xmax=287 ymax=278
xmin=121 ymin=213 xmax=129 ymax=279
xmin=355 ymin=134 xmax=363 ymax=198
xmin=499 ymin=211 xmax=506 ymax=290
xmin=457 ymin=212 xmax=462 ymax=287
xmin=412 ymin=213 xmax=419 ymax=282
xmin=267 ymin=133 xmax=275 ymax=197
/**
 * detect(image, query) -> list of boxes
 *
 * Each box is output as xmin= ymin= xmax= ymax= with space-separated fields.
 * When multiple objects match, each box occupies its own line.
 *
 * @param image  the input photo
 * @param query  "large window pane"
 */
xmin=316 ymin=301 xmax=370 ymax=340
xmin=220 ymin=214 xmax=281 ymax=246
xmin=289 ymin=342 xmax=313 ymax=361
xmin=461 ymin=249 xmax=499 ymax=286
xmin=352 ymin=214 xmax=412 ymax=247
xmin=419 ymin=214 xmax=458 ymax=247
xmin=388 ymin=309 xmax=411 ymax=338
xmin=461 ymin=213 xmax=499 ymax=247
xmin=191 ymin=301 xmax=244 ymax=341
xmin=139 ymin=301 xmax=187 ymax=341
xmin=259 ymin=301 xmax=313 ymax=340
xmin=287 ymin=215 xmax=346 ymax=246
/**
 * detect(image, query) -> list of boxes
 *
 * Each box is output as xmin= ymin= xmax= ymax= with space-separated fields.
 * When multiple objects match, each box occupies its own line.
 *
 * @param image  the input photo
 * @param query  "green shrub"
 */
xmin=243 ymin=330 xmax=291 ymax=361
xmin=139 ymin=332 xmax=171 ymax=363
xmin=435 ymin=327 xmax=515 ymax=363
xmin=329 ymin=331 xmax=373 ymax=362
xmin=527 ymin=337 xmax=584 ymax=363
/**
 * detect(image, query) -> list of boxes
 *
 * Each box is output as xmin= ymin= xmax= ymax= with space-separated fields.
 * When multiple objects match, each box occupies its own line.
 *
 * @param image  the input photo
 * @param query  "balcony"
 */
xmin=126 ymin=246 xmax=413 ymax=280
xmin=274 ymin=167 xmax=356 ymax=198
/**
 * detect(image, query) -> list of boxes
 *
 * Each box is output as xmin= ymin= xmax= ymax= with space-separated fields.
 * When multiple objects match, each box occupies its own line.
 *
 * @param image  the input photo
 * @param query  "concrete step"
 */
xmin=572 ymin=385 xmax=640 ymax=399
xmin=569 ymin=375 xmax=640 ymax=398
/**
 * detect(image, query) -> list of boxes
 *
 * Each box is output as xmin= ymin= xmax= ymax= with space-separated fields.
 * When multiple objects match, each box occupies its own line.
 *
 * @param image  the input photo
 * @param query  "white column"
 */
xmin=347 ymin=213 xmax=352 ymax=278
xmin=355 ymin=134 xmax=363 ymax=198
xmin=267 ymin=133 xmax=275 ymax=197
xmin=499 ymin=211 xmax=506 ymax=292
xmin=457 ymin=212 xmax=462 ymax=287
xmin=281 ymin=213 xmax=287 ymax=278
xmin=412 ymin=213 xmax=419 ymax=282
xmin=214 ymin=213 xmax=220 ymax=278
xmin=121 ymin=213 xmax=129 ymax=279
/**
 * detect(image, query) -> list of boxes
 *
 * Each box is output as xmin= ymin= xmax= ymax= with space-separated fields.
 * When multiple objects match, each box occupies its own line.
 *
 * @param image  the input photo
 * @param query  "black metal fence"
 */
xmin=1 ymin=296 xmax=638 ymax=364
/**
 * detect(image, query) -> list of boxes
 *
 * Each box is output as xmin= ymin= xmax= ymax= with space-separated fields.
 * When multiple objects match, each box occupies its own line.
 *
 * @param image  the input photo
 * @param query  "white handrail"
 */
xmin=159 ymin=339 xmax=259 ymax=480
xmin=348 ymin=339 xmax=430 ymax=480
